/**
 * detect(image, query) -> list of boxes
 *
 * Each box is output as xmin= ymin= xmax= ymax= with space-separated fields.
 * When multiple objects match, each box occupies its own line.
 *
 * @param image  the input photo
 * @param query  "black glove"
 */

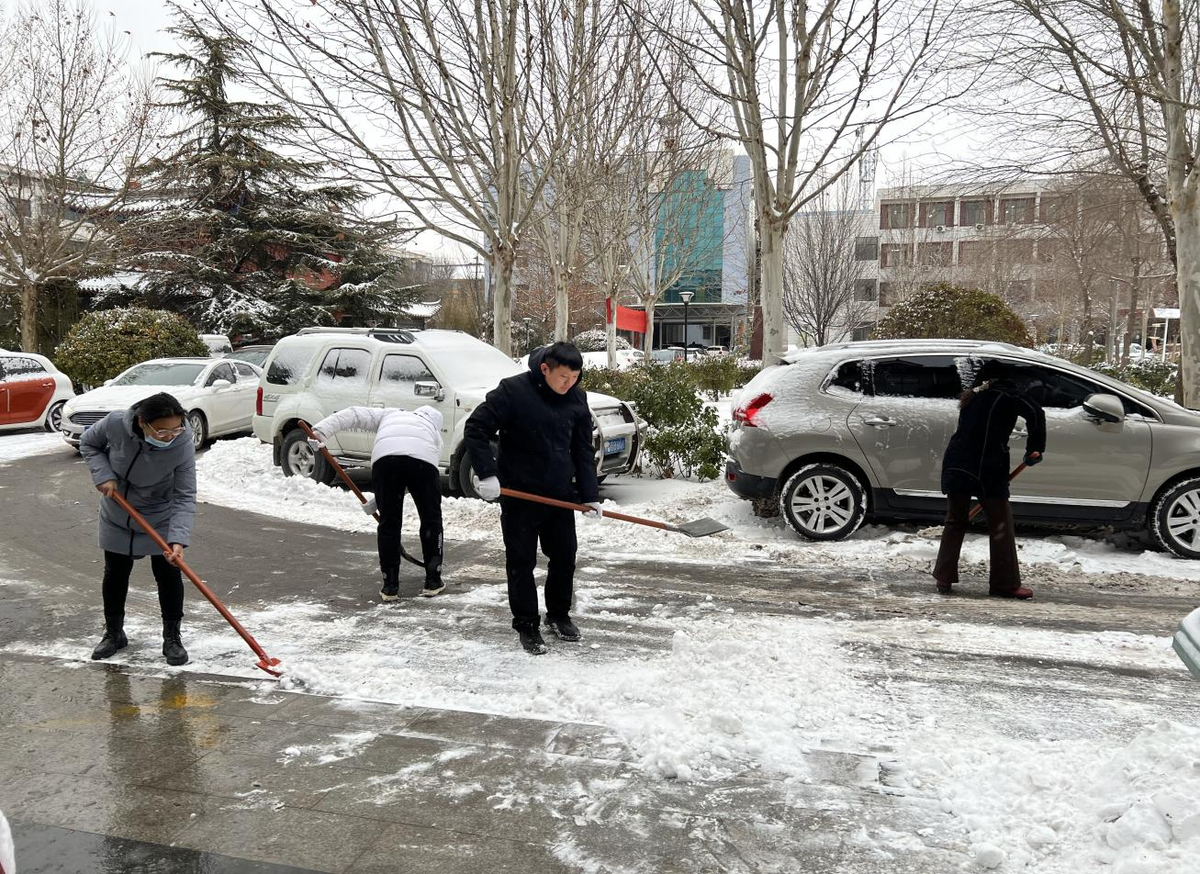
xmin=1023 ymin=451 xmax=1043 ymax=467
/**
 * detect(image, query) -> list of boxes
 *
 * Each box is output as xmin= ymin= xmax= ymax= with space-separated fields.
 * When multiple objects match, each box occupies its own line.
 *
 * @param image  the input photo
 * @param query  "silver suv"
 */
xmin=254 ymin=328 xmax=645 ymax=495
xmin=725 ymin=339 xmax=1200 ymax=559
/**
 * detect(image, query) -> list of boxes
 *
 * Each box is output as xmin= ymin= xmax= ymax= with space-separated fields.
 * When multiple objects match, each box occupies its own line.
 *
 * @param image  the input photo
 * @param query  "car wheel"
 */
xmin=457 ymin=443 xmax=499 ymax=499
xmin=44 ymin=400 xmax=66 ymax=432
xmin=187 ymin=410 xmax=208 ymax=449
xmin=281 ymin=427 xmax=335 ymax=485
xmin=1151 ymin=476 xmax=1200 ymax=559
xmin=779 ymin=462 xmax=867 ymax=541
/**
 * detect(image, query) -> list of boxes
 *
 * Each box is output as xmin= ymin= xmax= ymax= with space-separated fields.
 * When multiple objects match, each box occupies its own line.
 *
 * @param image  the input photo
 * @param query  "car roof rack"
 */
xmin=295 ymin=327 xmax=417 ymax=344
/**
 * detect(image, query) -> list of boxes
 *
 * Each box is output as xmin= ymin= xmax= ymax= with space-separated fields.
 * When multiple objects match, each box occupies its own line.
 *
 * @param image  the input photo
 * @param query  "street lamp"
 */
xmin=679 ymin=290 xmax=694 ymax=362
xmin=522 ymin=317 xmax=532 ymax=353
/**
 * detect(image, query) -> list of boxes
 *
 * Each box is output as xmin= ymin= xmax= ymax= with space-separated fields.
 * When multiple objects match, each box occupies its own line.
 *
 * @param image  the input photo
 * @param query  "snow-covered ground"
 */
xmin=196 ymin=437 xmax=1200 ymax=582
xmin=0 ymin=430 xmax=67 ymax=464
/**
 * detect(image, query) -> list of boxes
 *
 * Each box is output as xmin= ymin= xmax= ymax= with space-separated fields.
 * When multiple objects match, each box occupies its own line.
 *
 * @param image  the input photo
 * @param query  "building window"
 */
xmin=1040 ymin=196 xmax=1069 ymax=223
xmin=15 ymin=198 xmax=32 ymax=219
xmin=854 ymin=278 xmax=878 ymax=302
xmin=851 ymin=326 xmax=872 ymax=342
xmin=999 ymin=239 xmax=1034 ymax=264
xmin=961 ymin=200 xmax=989 ymax=226
xmin=922 ymin=201 xmax=954 ymax=228
xmin=958 ymin=240 xmax=988 ymax=265
xmin=918 ymin=242 xmax=953 ymax=266
xmin=880 ymin=244 xmax=910 ymax=267
xmin=1000 ymin=197 xmax=1035 ymax=225
xmin=881 ymin=202 xmax=911 ymax=229
xmin=1007 ymin=279 xmax=1033 ymax=300
xmin=878 ymin=282 xmax=895 ymax=306
xmin=854 ymin=236 xmax=879 ymax=261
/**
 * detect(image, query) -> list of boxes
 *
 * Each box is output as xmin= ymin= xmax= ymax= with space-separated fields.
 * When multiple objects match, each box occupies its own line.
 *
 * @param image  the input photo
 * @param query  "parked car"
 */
xmin=225 ymin=344 xmax=275 ymax=368
xmin=650 ymin=348 xmax=685 ymax=364
xmin=254 ymin=328 xmax=646 ymax=495
xmin=726 ymin=338 xmax=1200 ymax=559
xmin=0 ymin=350 xmax=76 ymax=432
xmin=61 ymin=357 xmax=262 ymax=449
xmin=200 ymin=334 xmax=233 ymax=356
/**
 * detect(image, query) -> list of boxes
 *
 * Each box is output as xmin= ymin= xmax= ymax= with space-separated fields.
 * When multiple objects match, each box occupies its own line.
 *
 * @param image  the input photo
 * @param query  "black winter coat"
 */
xmin=464 ymin=348 xmax=599 ymax=504
xmin=941 ymin=381 xmax=1047 ymax=500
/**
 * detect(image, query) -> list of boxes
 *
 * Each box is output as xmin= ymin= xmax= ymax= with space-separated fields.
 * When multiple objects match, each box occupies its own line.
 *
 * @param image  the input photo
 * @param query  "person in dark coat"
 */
xmin=934 ymin=360 xmax=1047 ymax=599
xmin=464 ymin=342 xmax=602 ymax=655
xmin=79 ymin=393 xmax=196 ymax=665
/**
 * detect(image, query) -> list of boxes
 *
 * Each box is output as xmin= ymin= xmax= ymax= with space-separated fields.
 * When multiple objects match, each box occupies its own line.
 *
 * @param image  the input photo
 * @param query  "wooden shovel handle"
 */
xmin=499 ymin=487 xmax=676 ymax=532
xmin=297 ymin=420 xmax=377 ymax=515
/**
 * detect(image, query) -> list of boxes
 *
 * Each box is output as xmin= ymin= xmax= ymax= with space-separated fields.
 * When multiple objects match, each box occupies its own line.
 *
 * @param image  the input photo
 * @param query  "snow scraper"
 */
xmin=1174 ymin=607 xmax=1200 ymax=683
xmin=297 ymin=420 xmax=426 ymax=567
xmin=110 ymin=492 xmax=283 ymax=677
xmin=500 ymin=488 xmax=729 ymax=537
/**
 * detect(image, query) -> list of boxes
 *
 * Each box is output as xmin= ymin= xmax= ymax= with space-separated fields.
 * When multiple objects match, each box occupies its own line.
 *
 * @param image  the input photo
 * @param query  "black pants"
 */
xmin=500 ymin=495 xmax=577 ymax=629
xmin=372 ymin=455 xmax=443 ymax=580
xmin=102 ymin=551 xmax=184 ymax=622
xmin=933 ymin=493 xmax=1021 ymax=592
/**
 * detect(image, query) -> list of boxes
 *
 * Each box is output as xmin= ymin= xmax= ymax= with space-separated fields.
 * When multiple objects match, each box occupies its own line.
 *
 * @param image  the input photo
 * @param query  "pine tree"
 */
xmin=115 ymin=6 xmax=408 ymax=340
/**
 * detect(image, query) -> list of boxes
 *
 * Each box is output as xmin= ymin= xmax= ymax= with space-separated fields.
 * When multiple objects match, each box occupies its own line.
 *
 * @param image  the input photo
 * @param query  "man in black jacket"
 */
xmin=465 ymin=342 xmax=602 ymax=654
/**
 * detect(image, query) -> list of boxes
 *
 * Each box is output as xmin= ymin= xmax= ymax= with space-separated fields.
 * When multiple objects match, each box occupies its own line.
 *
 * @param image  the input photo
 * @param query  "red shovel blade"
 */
xmin=257 ymin=657 xmax=283 ymax=678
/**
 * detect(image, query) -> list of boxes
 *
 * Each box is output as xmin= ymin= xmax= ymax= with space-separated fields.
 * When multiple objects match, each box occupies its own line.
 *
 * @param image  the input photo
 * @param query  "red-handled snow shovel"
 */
xmin=967 ymin=461 xmax=1029 ymax=521
xmin=296 ymin=420 xmax=425 ymax=567
xmin=109 ymin=492 xmax=283 ymax=677
xmin=500 ymin=488 xmax=729 ymax=537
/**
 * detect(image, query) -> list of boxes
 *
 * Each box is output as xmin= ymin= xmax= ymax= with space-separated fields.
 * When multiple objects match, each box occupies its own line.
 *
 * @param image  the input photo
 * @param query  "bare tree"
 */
xmin=977 ymin=0 xmax=1200 ymax=402
xmin=639 ymin=0 xmax=965 ymax=366
xmin=205 ymin=0 xmax=578 ymax=355
xmin=0 ymin=0 xmax=154 ymax=353
xmin=782 ymin=178 xmax=875 ymax=345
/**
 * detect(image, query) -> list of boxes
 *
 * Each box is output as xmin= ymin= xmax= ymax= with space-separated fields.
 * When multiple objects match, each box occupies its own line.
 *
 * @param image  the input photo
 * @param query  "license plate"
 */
xmin=604 ymin=437 xmax=626 ymax=456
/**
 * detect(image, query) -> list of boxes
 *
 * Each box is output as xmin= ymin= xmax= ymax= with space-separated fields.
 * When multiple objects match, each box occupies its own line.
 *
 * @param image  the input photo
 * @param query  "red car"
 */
xmin=0 ymin=351 xmax=76 ymax=432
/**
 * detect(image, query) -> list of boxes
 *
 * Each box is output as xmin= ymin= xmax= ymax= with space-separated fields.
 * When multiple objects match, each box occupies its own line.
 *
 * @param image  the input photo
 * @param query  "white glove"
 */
xmin=307 ymin=434 xmax=325 ymax=452
xmin=362 ymin=497 xmax=378 ymax=515
xmin=583 ymin=501 xmax=604 ymax=520
xmin=477 ymin=476 xmax=501 ymax=501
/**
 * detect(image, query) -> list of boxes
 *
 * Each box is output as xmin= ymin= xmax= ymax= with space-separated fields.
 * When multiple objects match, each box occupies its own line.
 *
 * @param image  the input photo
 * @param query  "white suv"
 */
xmin=253 ymin=328 xmax=645 ymax=495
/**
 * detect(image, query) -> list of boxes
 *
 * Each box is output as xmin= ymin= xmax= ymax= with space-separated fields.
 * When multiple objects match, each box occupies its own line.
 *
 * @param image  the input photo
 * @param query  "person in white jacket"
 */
xmin=310 ymin=406 xmax=445 ymax=600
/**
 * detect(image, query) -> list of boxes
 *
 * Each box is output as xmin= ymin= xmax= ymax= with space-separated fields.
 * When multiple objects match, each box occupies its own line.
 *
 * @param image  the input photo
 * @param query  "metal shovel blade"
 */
xmin=673 ymin=517 xmax=730 ymax=538
xmin=1174 ymin=607 xmax=1200 ymax=683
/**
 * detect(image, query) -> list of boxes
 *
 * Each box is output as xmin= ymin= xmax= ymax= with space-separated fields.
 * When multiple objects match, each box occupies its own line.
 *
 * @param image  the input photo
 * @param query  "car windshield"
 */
xmin=111 ymin=362 xmax=205 ymax=386
xmin=226 ymin=349 xmax=270 ymax=367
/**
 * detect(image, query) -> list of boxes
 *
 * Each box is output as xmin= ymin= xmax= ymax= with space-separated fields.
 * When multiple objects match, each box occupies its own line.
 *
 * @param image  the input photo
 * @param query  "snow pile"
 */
xmin=0 ymin=432 xmax=67 ymax=465
xmin=899 ymin=721 xmax=1200 ymax=873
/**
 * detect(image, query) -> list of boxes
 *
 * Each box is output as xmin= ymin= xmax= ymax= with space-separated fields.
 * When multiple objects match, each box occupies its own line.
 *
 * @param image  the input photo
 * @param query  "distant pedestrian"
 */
xmin=934 ymin=361 xmax=1046 ymax=599
xmin=80 ymin=393 xmax=196 ymax=665
xmin=464 ymin=342 xmax=601 ymax=655
xmin=308 ymin=406 xmax=445 ymax=600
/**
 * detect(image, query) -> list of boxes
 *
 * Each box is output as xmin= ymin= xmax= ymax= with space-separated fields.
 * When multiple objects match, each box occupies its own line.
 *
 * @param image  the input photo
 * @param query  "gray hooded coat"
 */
xmin=79 ymin=408 xmax=197 ymax=556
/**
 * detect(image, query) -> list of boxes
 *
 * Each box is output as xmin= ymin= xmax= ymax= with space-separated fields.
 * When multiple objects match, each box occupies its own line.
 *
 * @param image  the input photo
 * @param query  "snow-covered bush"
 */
xmin=56 ymin=307 xmax=207 ymax=385
xmin=873 ymin=283 xmax=1032 ymax=346
xmin=571 ymin=329 xmax=631 ymax=352
xmin=1091 ymin=358 xmax=1177 ymax=398
xmin=689 ymin=355 xmax=761 ymax=400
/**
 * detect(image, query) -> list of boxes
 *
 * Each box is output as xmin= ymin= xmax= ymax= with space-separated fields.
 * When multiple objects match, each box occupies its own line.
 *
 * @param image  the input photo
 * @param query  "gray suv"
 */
xmin=725 ymin=339 xmax=1200 ymax=559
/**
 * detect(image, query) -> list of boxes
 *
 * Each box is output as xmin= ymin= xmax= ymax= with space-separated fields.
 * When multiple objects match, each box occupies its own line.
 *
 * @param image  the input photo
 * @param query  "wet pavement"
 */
xmin=2 ymin=442 xmax=1198 ymax=872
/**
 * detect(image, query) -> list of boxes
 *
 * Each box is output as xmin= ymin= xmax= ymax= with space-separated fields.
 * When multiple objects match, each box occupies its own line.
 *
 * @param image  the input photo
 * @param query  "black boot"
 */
xmin=380 ymin=566 xmax=400 ymax=601
xmin=162 ymin=620 xmax=188 ymax=666
xmin=545 ymin=614 xmax=581 ymax=642
xmin=421 ymin=570 xmax=445 ymax=598
xmin=91 ymin=616 xmax=127 ymax=660
xmin=517 ymin=624 xmax=548 ymax=655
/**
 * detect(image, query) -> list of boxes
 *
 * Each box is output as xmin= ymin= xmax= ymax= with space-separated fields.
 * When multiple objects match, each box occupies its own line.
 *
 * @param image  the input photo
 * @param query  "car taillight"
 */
xmin=255 ymin=385 xmax=263 ymax=416
xmin=733 ymin=392 xmax=772 ymax=427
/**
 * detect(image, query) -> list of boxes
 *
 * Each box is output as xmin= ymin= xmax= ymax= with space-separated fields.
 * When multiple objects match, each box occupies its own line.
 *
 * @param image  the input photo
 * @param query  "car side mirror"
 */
xmin=211 ymin=378 xmax=232 ymax=389
xmin=414 ymin=381 xmax=444 ymax=401
xmin=1083 ymin=393 xmax=1125 ymax=425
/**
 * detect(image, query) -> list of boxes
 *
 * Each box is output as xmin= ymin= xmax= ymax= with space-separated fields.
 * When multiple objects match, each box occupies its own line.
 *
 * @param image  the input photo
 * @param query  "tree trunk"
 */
xmin=1175 ymin=199 xmax=1200 ymax=407
xmin=643 ymin=298 xmax=656 ymax=357
xmin=605 ymin=287 xmax=618 ymax=369
xmin=492 ymin=250 xmax=515 ymax=356
xmin=1123 ymin=261 xmax=1141 ymax=364
xmin=760 ymin=219 xmax=786 ymax=366
xmin=1081 ymin=287 xmax=1094 ymax=365
xmin=19 ymin=282 xmax=39 ymax=354
xmin=554 ymin=265 xmax=569 ymax=342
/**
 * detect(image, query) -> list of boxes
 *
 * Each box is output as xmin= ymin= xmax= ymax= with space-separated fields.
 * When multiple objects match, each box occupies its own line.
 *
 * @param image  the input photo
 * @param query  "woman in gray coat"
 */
xmin=79 ymin=392 xmax=196 ymax=665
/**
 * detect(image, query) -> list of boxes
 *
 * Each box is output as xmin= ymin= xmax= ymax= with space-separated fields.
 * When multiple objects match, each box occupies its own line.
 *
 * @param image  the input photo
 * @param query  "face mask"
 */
xmin=146 ymin=434 xmax=176 ymax=449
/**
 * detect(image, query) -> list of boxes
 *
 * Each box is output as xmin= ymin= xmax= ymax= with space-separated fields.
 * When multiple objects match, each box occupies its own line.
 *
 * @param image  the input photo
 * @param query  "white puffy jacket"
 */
xmin=312 ymin=406 xmax=444 ymax=469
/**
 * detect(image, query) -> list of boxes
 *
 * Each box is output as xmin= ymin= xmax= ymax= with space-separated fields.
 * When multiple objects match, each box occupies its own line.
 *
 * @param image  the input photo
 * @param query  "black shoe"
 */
xmin=91 ymin=618 xmax=127 ymax=660
xmin=421 ymin=576 xmax=445 ymax=598
xmin=518 ymin=626 xmax=548 ymax=655
xmin=380 ymin=566 xmax=400 ymax=602
xmin=162 ymin=620 xmax=188 ymax=666
xmin=545 ymin=614 xmax=581 ymax=642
